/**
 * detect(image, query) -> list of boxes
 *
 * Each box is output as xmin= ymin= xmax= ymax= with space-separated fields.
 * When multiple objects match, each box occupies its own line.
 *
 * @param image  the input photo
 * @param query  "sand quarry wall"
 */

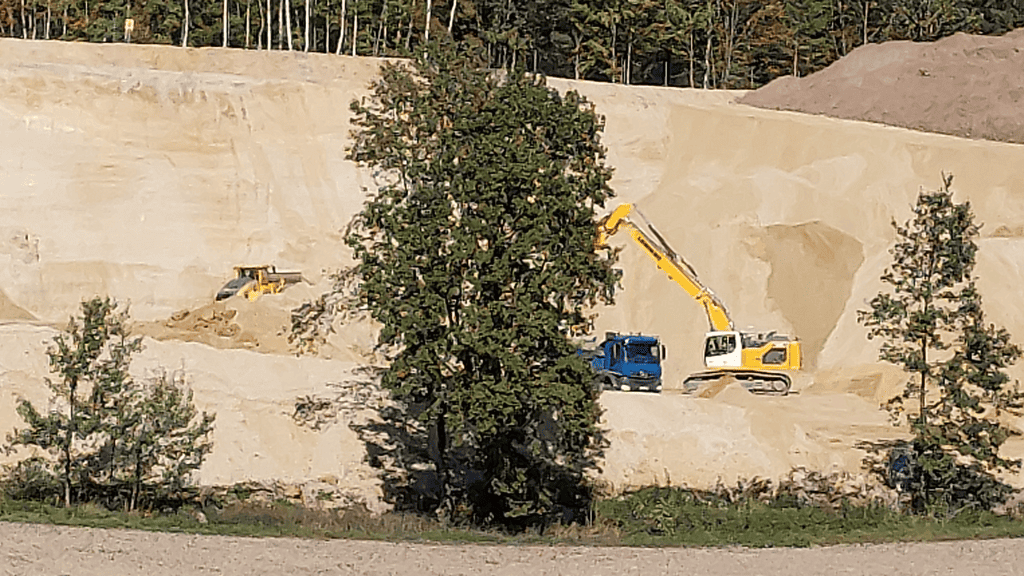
xmin=3 ymin=38 xmax=1024 ymax=499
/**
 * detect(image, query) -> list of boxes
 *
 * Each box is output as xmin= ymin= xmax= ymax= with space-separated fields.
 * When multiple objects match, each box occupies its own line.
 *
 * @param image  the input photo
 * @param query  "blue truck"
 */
xmin=579 ymin=332 xmax=665 ymax=392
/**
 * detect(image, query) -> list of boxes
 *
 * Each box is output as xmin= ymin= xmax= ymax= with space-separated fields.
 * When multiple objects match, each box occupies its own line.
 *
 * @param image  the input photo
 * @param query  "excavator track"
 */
xmin=682 ymin=370 xmax=791 ymax=396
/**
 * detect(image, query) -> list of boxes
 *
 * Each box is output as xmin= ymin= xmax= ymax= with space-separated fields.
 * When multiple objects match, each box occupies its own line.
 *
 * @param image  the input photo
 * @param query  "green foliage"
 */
xmin=7 ymin=481 xmax=1024 ymax=546
xmin=599 ymin=484 xmax=1024 ymax=547
xmin=4 ymin=297 xmax=215 ymax=511
xmin=3 ymin=0 xmax=1022 ymax=88
xmin=859 ymin=174 xmax=1023 ymax=515
xmin=341 ymin=40 xmax=618 ymax=530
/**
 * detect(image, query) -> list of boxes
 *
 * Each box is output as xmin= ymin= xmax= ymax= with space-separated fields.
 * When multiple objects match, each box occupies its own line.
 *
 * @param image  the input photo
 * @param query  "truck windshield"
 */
xmin=627 ymin=343 xmax=659 ymax=363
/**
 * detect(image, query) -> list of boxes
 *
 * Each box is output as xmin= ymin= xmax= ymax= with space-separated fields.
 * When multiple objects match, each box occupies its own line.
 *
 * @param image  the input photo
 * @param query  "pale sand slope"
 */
xmin=2 ymin=522 xmax=1022 ymax=576
xmin=3 ymin=39 xmax=1024 ymax=501
xmin=0 ymin=40 xmax=381 ymax=322
xmin=0 ymin=324 xmax=384 ymax=509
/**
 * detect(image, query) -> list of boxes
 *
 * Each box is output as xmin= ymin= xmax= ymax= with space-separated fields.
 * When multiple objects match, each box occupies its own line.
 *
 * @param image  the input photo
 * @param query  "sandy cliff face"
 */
xmin=3 ymin=36 xmax=1024 ymax=501
xmin=0 ymin=41 xmax=381 ymax=322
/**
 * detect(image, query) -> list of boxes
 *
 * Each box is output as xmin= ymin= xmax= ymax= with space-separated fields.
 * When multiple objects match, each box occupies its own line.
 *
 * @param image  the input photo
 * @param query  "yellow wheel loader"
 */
xmin=215 ymin=265 xmax=305 ymax=302
xmin=597 ymin=203 xmax=801 ymax=395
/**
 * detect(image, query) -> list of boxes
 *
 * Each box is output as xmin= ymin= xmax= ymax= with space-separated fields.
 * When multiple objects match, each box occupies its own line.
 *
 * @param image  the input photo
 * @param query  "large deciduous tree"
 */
xmin=340 ymin=41 xmax=619 ymax=529
xmin=859 ymin=174 xmax=1024 ymax=515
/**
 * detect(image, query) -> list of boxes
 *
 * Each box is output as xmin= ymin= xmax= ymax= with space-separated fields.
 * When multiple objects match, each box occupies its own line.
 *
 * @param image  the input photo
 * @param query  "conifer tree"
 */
xmin=859 ymin=174 xmax=1023 ymax=514
xmin=6 ymin=297 xmax=215 ymax=510
xmin=8 ymin=297 xmax=137 ymax=507
xmin=340 ymin=40 xmax=618 ymax=529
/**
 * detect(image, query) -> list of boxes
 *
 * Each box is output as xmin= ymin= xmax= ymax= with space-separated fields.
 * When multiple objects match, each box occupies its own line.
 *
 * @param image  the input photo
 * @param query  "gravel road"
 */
xmin=1 ymin=521 xmax=1021 ymax=575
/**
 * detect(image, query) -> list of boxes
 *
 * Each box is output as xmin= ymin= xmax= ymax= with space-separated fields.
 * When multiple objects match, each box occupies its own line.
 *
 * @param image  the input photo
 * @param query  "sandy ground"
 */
xmin=2 ymin=521 xmax=1022 ymax=576
xmin=4 ymin=31 xmax=1024 ymax=511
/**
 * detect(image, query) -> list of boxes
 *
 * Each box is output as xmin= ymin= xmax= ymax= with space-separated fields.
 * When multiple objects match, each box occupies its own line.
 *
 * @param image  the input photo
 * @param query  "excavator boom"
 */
xmin=597 ymin=204 xmax=733 ymax=332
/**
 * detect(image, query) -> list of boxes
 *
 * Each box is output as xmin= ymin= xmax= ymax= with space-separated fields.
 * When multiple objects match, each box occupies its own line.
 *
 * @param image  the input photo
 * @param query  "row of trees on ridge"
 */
xmin=1 ymin=0 xmax=1022 ymax=87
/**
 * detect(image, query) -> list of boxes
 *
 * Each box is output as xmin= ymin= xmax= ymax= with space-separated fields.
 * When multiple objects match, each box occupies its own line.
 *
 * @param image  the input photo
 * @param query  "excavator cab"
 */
xmin=704 ymin=331 xmax=741 ymax=367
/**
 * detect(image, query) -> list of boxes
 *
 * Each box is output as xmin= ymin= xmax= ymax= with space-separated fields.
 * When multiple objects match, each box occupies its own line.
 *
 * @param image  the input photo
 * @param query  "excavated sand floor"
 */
xmin=3 ymin=35 xmax=1024 ymax=506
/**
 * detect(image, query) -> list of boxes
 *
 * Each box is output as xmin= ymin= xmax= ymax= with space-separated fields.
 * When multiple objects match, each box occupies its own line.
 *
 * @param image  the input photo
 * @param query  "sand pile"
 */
xmin=739 ymin=29 xmax=1024 ymax=144
xmin=132 ymin=285 xmax=383 ymax=362
xmin=0 ymin=288 xmax=35 ymax=322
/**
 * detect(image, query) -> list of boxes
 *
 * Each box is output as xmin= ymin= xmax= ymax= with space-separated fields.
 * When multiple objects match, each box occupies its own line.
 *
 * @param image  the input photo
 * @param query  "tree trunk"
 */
xmin=63 ymin=376 xmax=78 ymax=508
xmin=246 ymin=1 xmax=251 ymax=47
xmin=373 ymin=0 xmax=385 ymax=55
xmin=304 ymin=0 xmax=310 ymax=51
xmin=447 ymin=0 xmax=455 ymax=34
xmin=404 ymin=15 xmax=412 ymax=50
xmin=335 ymin=0 xmax=346 ymax=54
xmin=702 ymin=35 xmax=711 ymax=89
xmin=181 ymin=0 xmax=190 ymax=46
xmin=223 ymin=0 xmax=228 ymax=47
xmin=131 ymin=441 xmax=144 ymax=512
xmin=45 ymin=0 xmax=50 ymax=40
xmin=663 ymin=57 xmax=668 ymax=87
xmin=424 ymin=0 xmax=431 ymax=42
xmin=278 ymin=0 xmax=283 ymax=48
xmin=435 ymin=405 xmax=450 ymax=516
xmin=862 ymin=0 xmax=869 ymax=45
xmin=266 ymin=0 xmax=271 ymax=49
xmin=351 ymin=10 xmax=356 ymax=55
xmin=721 ymin=0 xmax=737 ymax=87
xmin=324 ymin=0 xmax=329 ymax=52
xmin=284 ymin=0 xmax=292 ymax=49
xmin=688 ymin=30 xmax=694 ymax=87
xmin=611 ymin=22 xmax=616 ymax=82
xmin=626 ymin=41 xmax=632 ymax=85
xmin=920 ymin=338 xmax=928 ymax=425
xmin=793 ymin=41 xmax=799 ymax=77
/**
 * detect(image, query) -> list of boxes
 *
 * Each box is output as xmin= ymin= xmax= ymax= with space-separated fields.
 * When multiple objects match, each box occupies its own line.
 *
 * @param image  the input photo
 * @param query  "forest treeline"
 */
xmin=2 ymin=0 xmax=1022 ymax=87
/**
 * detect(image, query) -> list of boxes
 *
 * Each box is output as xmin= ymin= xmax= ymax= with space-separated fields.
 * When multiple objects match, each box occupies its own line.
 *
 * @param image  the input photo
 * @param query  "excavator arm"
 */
xmin=597 ymin=203 xmax=734 ymax=332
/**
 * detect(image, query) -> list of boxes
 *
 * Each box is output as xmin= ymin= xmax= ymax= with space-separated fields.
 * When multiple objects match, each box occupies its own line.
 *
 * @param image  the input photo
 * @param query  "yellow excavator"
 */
xmin=597 ymin=203 xmax=800 ymax=395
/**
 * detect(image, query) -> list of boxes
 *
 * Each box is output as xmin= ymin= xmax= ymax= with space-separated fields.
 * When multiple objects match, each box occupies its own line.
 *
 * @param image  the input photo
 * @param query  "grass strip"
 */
xmin=3 ymin=492 xmax=1024 ymax=547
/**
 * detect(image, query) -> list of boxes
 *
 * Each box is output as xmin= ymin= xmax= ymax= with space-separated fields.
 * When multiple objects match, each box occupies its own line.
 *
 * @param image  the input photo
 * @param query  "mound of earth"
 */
xmin=739 ymin=29 xmax=1024 ymax=144
xmin=133 ymin=300 xmax=284 ymax=354
xmin=0 ymin=287 xmax=35 ymax=322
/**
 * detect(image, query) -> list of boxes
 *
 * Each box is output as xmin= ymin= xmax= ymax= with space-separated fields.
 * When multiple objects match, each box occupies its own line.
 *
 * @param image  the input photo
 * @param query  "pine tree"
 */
xmin=859 ymin=174 xmax=1023 ymax=514
xmin=336 ymin=40 xmax=618 ymax=529
xmin=7 ymin=298 xmax=137 ymax=507
xmin=6 ymin=297 xmax=215 ymax=510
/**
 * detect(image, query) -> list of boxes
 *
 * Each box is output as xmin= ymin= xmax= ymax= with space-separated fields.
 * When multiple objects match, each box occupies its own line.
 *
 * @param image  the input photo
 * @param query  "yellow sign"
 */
xmin=124 ymin=18 xmax=135 ymax=32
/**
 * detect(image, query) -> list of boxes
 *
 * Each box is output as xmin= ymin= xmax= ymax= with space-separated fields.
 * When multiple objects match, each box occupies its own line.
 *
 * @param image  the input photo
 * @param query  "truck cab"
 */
xmin=579 ymin=332 xmax=665 ymax=392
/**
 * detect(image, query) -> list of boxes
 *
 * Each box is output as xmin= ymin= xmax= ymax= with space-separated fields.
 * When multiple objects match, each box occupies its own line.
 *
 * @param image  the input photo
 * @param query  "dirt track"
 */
xmin=1 ymin=521 xmax=1020 ymax=575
